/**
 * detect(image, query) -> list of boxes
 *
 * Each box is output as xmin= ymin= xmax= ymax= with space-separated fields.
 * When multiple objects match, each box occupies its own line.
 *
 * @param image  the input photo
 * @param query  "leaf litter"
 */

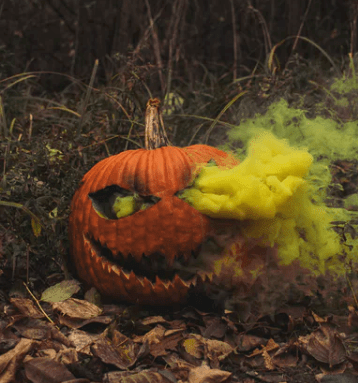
xmin=1 ymin=288 xmax=358 ymax=383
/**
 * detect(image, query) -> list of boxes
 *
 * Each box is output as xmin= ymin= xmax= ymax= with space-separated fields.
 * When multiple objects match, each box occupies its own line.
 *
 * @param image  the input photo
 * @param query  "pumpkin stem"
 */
xmin=145 ymin=98 xmax=171 ymax=150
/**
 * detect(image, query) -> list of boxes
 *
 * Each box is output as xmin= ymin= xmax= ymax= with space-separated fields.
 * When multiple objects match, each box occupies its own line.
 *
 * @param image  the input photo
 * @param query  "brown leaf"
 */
xmin=205 ymin=339 xmax=233 ymax=362
xmin=248 ymin=338 xmax=280 ymax=358
xmin=133 ymin=325 xmax=184 ymax=358
xmin=348 ymin=306 xmax=358 ymax=328
xmin=10 ymin=298 xmax=44 ymax=319
xmin=55 ymin=348 xmax=78 ymax=365
xmin=0 ymin=338 xmax=36 ymax=383
xmin=235 ymin=334 xmax=267 ymax=352
xmin=347 ymin=351 xmax=358 ymax=372
xmin=301 ymin=324 xmax=346 ymax=367
xmin=104 ymin=370 xmax=174 ymax=383
xmin=24 ymin=357 xmax=75 ymax=383
xmin=188 ymin=365 xmax=232 ymax=383
xmin=262 ymin=348 xmax=275 ymax=371
xmin=91 ymin=337 xmax=137 ymax=369
xmin=271 ymin=344 xmax=298 ymax=368
xmin=202 ymin=316 xmax=228 ymax=339
xmin=50 ymin=326 xmax=75 ymax=348
xmin=182 ymin=338 xmax=205 ymax=359
xmin=52 ymin=298 xmax=102 ymax=319
xmin=12 ymin=318 xmax=47 ymax=339
xmin=245 ymin=338 xmax=281 ymax=370
xmin=68 ymin=329 xmax=100 ymax=355
xmin=140 ymin=315 xmax=168 ymax=326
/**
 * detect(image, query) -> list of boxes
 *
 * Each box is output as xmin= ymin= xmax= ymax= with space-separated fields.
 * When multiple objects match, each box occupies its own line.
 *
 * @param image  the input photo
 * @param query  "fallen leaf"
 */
xmin=24 ymin=357 xmax=75 ymax=383
xmin=235 ymin=334 xmax=267 ymax=352
xmin=182 ymin=337 xmax=205 ymax=359
xmin=133 ymin=325 xmax=184 ymax=358
xmin=10 ymin=298 xmax=44 ymax=319
xmin=188 ymin=364 xmax=232 ymax=383
xmin=140 ymin=316 xmax=167 ymax=326
xmin=103 ymin=370 xmax=174 ymax=383
xmin=302 ymin=324 xmax=346 ymax=367
xmin=52 ymin=298 xmax=102 ymax=319
xmin=0 ymin=338 xmax=35 ymax=383
xmin=41 ymin=280 xmax=81 ymax=303
xmin=68 ymin=329 xmax=100 ymax=355
xmin=91 ymin=337 xmax=137 ymax=369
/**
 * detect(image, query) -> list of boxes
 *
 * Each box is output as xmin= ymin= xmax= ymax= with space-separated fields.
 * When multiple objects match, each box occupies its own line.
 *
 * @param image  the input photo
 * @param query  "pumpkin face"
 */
xmin=69 ymin=98 xmax=238 ymax=305
xmin=69 ymin=144 xmax=237 ymax=304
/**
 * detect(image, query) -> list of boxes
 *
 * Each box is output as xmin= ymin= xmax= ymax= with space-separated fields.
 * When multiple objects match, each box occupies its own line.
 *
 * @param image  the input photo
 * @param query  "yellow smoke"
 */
xmin=181 ymin=132 xmax=344 ymax=275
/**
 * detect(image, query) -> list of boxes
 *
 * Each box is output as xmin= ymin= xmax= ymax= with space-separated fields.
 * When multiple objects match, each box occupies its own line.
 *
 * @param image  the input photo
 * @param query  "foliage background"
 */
xmin=1 ymin=0 xmax=356 ymax=89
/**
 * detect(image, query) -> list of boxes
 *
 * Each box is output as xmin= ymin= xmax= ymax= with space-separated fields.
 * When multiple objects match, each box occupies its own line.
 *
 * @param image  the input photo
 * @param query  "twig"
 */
xmin=248 ymin=4 xmax=272 ymax=56
xmin=144 ymin=0 xmax=165 ymax=94
xmin=44 ymin=0 xmax=75 ymax=34
xmin=26 ymin=245 xmax=29 ymax=284
xmin=291 ymin=0 xmax=312 ymax=53
xmin=71 ymin=0 xmax=80 ymax=76
xmin=0 ymin=95 xmax=8 ymax=137
xmin=204 ymin=90 xmax=247 ymax=144
xmin=230 ymin=0 xmax=238 ymax=82
xmin=0 ymin=200 xmax=44 ymax=232
xmin=349 ymin=0 xmax=358 ymax=56
xmin=166 ymin=0 xmax=186 ymax=101
xmin=77 ymin=59 xmax=99 ymax=137
xmin=23 ymin=282 xmax=57 ymax=327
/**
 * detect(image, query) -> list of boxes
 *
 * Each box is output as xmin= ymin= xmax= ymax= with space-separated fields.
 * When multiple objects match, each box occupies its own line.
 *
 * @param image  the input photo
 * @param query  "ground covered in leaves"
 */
xmin=3 ymin=56 xmax=358 ymax=382
xmin=2 ymin=282 xmax=358 ymax=383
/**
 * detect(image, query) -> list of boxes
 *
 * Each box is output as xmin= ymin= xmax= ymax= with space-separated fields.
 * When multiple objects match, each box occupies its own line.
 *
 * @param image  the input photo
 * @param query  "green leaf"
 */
xmin=41 ymin=280 xmax=81 ymax=303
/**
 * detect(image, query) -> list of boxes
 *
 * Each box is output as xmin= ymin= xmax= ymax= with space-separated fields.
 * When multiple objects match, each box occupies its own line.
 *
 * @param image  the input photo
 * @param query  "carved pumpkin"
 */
xmin=69 ymin=99 xmax=238 ymax=305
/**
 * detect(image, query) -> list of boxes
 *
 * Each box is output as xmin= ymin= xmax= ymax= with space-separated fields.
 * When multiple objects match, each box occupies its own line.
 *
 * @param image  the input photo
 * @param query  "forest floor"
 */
xmin=2 ymin=60 xmax=358 ymax=382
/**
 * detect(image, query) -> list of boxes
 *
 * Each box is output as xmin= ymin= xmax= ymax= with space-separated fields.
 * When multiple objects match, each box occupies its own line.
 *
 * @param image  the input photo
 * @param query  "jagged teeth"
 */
xmin=190 ymin=275 xmax=198 ymax=286
xmin=85 ymin=234 xmax=213 ymax=288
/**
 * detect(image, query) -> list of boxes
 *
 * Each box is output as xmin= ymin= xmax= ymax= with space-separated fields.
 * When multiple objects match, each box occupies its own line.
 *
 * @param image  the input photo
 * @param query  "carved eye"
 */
xmin=89 ymin=185 xmax=161 ymax=220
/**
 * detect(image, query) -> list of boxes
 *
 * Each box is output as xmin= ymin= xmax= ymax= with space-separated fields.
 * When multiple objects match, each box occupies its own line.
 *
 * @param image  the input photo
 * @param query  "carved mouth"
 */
xmin=84 ymin=235 xmax=215 ymax=285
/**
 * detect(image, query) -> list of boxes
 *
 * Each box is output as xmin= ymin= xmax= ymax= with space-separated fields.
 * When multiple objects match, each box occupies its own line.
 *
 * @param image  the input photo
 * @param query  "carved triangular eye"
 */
xmin=89 ymin=185 xmax=161 ymax=220
xmin=175 ymin=160 xmax=218 ymax=201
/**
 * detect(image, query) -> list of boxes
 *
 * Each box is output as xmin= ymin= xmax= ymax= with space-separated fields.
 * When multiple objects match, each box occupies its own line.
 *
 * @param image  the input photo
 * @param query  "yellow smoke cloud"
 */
xmin=180 ymin=132 xmax=344 ymax=275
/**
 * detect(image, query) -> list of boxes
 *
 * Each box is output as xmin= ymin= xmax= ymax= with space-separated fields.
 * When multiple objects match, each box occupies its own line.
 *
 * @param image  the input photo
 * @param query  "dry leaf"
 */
xmin=104 ymin=370 xmax=174 ymax=383
xmin=188 ymin=365 xmax=232 ymax=383
xmin=236 ymin=334 xmax=267 ymax=352
xmin=182 ymin=338 xmax=205 ymax=359
xmin=91 ymin=337 xmax=137 ymax=369
xmin=133 ymin=325 xmax=184 ymax=358
xmin=140 ymin=316 xmax=167 ymax=326
xmin=68 ymin=329 xmax=100 ymax=355
xmin=24 ymin=357 xmax=75 ymax=383
xmin=10 ymin=298 xmax=44 ymax=319
xmin=31 ymin=217 xmax=41 ymax=237
xmin=205 ymin=339 xmax=233 ymax=361
xmin=52 ymin=298 xmax=102 ymax=319
xmin=302 ymin=324 xmax=346 ymax=367
xmin=0 ymin=338 xmax=35 ymax=383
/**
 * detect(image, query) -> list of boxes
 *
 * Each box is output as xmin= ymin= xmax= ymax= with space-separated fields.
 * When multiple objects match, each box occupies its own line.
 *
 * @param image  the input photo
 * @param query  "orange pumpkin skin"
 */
xmin=69 ymin=144 xmax=238 ymax=305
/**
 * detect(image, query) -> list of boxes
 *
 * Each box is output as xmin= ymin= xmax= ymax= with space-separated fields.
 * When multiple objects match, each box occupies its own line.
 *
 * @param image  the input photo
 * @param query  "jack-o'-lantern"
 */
xmin=69 ymin=98 xmax=238 ymax=305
